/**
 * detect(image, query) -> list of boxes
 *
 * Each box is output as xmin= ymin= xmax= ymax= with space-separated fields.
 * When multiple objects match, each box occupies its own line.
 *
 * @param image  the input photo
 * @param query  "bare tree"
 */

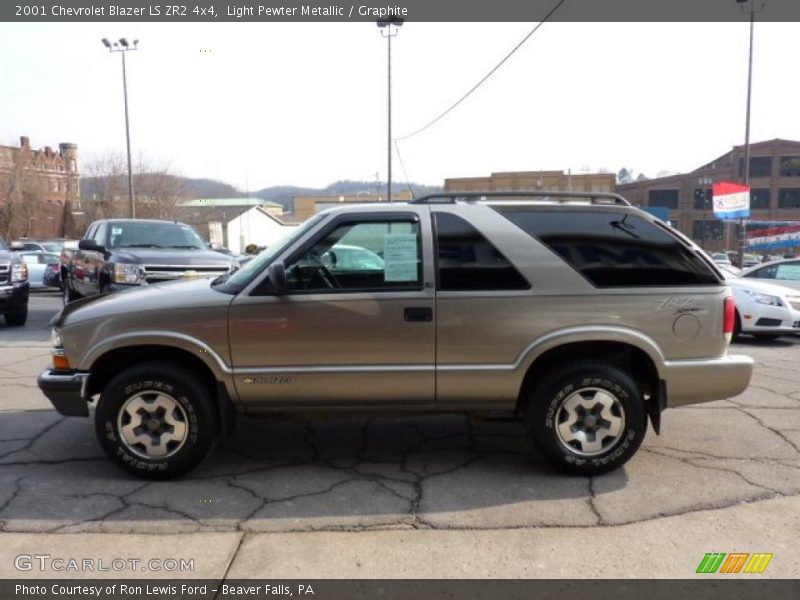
xmin=79 ymin=151 xmax=188 ymax=222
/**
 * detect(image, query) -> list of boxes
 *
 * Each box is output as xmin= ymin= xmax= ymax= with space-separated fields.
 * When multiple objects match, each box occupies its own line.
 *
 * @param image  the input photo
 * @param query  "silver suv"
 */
xmin=38 ymin=192 xmax=754 ymax=479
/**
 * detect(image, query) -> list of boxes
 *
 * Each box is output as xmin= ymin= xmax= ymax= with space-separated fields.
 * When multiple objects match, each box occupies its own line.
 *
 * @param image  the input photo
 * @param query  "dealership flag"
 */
xmin=712 ymin=181 xmax=750 ymax=220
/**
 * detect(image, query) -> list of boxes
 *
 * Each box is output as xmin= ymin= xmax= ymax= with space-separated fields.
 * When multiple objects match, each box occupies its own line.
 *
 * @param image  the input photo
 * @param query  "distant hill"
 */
xmin=81 ymin=176 xmax=442 ymax=212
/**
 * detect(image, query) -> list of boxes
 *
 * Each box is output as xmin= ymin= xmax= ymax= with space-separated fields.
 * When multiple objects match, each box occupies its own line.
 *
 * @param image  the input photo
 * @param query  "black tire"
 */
xmin=526 ymin=361 xmax=647 ymax=476
xmin=4 ymin=307 xmax=27 ymax=327
xmin=753 ymin=333 xmax=781 ymax=341
xmin=732 ymin=311 xmax=742 ymax=341
xmin=95 ymin=363 xmax=217 ymax=479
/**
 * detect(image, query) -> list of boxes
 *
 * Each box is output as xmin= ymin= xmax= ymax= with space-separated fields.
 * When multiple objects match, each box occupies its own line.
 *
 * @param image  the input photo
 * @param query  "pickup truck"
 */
xmin=0 ymin=237 xmax=29 ymax=326
xmin=60 ymin=218 xmax=238 ymax=304
xmin=40 ymin=193 xmax=754 ymax=479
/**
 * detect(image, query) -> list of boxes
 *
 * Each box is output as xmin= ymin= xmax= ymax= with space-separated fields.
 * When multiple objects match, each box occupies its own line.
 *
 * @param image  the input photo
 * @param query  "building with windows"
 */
xmin=616 ymin=139 xmax=800 ymax=252
xmin=0 ymin=136 xmax=80 ymax=238
xmin=293 ymin=191 xmax=414 ymax=222
xmin=444 ymin=170 xmax=616 ymax=194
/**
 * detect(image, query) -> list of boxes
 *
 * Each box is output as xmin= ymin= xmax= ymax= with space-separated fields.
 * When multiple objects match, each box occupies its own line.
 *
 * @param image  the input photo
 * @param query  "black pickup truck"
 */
xmin=60 ymin=219 xmax=238 ymax=304
xmin=0 ymin=237 xmax=30 ymax=326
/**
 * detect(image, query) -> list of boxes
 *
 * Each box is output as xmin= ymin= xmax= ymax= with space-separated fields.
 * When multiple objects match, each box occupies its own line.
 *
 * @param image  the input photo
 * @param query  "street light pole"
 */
xmin=377 ymin=17 xmax=403 ymax=203
xmin=102 ymin=37 xmax=139 ymax=219
xmin=736 ymin=0 xmax=762 ymax=265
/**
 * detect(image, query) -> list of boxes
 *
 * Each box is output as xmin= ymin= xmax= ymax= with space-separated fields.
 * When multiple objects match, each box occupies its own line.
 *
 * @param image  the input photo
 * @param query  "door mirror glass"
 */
xmin=268 ymin=261 xmax=287 ymax=294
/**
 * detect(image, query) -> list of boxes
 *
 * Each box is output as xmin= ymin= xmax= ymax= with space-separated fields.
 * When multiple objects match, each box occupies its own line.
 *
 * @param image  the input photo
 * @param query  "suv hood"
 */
xmin=55 ymin=277 xmax=234 ymax=328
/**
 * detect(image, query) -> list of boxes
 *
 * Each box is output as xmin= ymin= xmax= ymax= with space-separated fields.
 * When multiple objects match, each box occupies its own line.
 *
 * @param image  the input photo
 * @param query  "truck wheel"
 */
xmin=4 ymin=307 xmax=28 ymax=326
xmin=526 ymin=361 xmax=646 ymax=476
xmin=95 ymin=363 xmax=217 ymax=479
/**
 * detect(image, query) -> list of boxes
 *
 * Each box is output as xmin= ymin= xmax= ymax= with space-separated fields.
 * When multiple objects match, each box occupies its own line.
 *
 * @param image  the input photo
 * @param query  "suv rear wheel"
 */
xmin=526 ymin=361 xmax=646 ymax=475
xmin=95 ymin=363 xmax=217 ymax=479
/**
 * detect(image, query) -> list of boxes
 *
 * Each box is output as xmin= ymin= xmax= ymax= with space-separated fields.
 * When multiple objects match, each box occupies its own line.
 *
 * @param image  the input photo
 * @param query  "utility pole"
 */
xmin=377 ymin=16 xmax=403 ymax=203
xmin=102 ymin=37 xmax=139 ymax=218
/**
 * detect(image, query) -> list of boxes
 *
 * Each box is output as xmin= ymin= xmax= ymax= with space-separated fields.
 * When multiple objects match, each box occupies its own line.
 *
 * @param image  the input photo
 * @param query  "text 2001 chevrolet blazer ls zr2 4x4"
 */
xmin=38 ymin=192 xmax=754 ymax=479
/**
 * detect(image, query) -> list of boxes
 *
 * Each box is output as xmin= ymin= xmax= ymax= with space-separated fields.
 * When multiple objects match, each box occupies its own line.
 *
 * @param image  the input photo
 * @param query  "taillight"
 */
xmin=723 ymin=296 xmax=736 ymax=337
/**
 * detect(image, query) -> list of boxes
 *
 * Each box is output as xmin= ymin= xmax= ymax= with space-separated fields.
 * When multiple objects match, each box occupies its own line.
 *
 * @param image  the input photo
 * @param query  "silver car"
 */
xmin=38 ymin=192 xmax=754 ymax=479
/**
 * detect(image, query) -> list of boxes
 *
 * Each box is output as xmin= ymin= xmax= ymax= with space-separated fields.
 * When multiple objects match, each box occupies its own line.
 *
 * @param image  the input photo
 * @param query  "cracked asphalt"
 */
xmin=0 ymin=293 xmax=798 ymax=579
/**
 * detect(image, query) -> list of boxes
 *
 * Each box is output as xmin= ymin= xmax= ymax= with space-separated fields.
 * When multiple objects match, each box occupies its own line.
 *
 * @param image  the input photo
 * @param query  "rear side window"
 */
xmin=496 ymin=209 xmax=719 ymax=287
xmin=434 ymin=212 xmax=529 ymax=291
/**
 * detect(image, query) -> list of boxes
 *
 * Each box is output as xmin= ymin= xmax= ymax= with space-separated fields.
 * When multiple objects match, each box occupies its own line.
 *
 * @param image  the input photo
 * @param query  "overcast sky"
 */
xmin=1 ymin=21 xmax=798 ymax=190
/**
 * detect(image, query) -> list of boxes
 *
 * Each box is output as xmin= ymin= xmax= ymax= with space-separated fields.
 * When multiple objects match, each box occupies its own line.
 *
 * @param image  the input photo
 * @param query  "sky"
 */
xmin=1 ymin=21 xmax=799 ymax=191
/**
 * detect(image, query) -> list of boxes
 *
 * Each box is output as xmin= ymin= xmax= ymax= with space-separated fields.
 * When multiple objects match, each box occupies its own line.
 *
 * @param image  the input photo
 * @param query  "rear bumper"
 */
xmin=37 ymin=369 xmax=90 ymax=417
xmin=663 ymin=354 xmax=754 ymax=407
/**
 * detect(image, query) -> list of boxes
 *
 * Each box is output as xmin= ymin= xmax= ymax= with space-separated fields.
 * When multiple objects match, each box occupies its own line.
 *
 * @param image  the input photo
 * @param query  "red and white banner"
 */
xmin=712 ymin=181 xmax=750 ymax=220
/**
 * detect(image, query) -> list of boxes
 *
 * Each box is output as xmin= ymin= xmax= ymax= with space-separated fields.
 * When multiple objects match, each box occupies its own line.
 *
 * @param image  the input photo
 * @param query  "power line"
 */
xmin=395 ymin=0 xmax=566 ymax=143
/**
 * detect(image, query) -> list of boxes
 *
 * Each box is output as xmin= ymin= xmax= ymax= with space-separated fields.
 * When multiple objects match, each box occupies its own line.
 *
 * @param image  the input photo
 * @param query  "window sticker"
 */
xmin=383 ymin=233 xmax=418 ymax=282
xmin=112 ymin=227 xmax=123 ymax=235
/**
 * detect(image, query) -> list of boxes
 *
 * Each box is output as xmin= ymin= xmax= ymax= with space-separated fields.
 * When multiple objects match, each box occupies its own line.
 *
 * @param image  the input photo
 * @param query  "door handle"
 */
xmin=404 ymin=307 xmax=433 ymax=322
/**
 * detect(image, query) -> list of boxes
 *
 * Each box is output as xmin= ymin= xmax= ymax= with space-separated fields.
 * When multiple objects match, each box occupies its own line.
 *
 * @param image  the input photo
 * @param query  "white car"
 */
xmin=719 ymin=265 xmax=800 ymax=340
xmin=739 ymin=258 xmax=800 ymax=291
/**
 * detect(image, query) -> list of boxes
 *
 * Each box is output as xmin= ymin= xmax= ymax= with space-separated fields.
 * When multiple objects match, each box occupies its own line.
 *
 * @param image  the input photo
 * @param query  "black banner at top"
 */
xmin=2 ymin=0 xmax=800 ymax=22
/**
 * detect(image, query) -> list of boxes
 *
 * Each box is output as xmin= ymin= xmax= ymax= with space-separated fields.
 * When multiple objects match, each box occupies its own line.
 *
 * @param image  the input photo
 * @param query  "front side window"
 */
xmin=434 ymin=212 xmax=529 ymax=291
xmin=496 ymin=209 xmax=719 ymax=287
xmin=775 ymin=262 xmax=800 ymax=281
xmin=286 ymin=219 xmax=421 ymax=293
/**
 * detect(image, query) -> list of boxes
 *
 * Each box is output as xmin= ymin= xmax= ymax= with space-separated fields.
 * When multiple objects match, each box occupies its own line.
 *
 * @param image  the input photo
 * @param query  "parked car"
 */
xmin=711 ymin=252 xmax=732 ymax=266
xmin=718 ymin=264 xmax=800 ymax=340
xmin=0 ymin=237 xmax=30 ymax=326
xmin=11 ymin=240 xmax=48 ymax=252
xmin=39 ymin=192 xmax=754 ymax=479
xmin=18 ymin=251 xmax=61 ymax=289
xmin=739 ymin=258 xmax=800 ymax=290
xmin=43 ymin=261 xmax=61 ymax=290
xmin=60 ymin=219 xmax=238 ymax=305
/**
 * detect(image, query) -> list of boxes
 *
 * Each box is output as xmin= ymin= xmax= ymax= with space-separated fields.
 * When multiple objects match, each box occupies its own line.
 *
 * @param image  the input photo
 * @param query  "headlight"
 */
xmin=744 ymin=289 xmax=783 ymax=306
xmin=112 ymin=263 xmax=142 ymax=284
xmin=51 ymin=328 xmax=63 ymax=348
xmin=10 ymin=263 xmax=28 ymax=283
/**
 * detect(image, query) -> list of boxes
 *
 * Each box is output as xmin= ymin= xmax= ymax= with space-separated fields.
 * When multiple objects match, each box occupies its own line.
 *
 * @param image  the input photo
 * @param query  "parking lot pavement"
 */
xmin=0 ymin=293 xmax=798 ymax=578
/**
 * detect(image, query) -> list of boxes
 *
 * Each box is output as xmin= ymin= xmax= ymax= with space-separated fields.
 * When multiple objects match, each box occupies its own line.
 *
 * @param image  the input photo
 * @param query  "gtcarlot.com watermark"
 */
xmin=14 ymin=554 xmax=194 ymax=573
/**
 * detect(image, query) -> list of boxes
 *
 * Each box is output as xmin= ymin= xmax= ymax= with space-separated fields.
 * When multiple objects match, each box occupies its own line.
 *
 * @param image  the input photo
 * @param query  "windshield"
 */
xmin=215 ymin=215 xmax=324 ymax=294
xmin=108 ymin=222 xmax=207 ymax=249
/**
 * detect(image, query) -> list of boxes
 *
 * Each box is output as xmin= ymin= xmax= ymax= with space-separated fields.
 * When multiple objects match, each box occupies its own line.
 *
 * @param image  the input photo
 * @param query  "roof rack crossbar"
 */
xmin=408 ymin=191 xmax=631 ymax=206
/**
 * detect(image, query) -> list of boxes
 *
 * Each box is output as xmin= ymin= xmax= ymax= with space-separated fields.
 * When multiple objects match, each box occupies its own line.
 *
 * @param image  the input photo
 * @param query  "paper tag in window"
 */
xmin=384 ymin=233 xmax=418 ymax=282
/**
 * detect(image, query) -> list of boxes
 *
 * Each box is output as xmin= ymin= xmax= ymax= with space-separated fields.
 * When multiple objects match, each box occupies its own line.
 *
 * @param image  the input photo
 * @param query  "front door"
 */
xmin=228 ymin=209 xmax=435 ymax=408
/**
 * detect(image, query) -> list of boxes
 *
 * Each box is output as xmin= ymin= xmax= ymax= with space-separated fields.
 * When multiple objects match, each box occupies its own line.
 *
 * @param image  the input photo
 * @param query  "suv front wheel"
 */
xmin=95 ymin=363 xmax=217 ymax=479
xmin=526 ymin=361 xmax=646 ymax=475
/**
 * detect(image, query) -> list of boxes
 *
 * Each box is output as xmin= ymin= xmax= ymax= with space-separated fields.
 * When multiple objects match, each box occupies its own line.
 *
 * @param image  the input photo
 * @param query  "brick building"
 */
xmin=0 ymin=136 xmax=80 ymax=239
xmin=617 ymin=139 xmax=800 ymax=252
xmin=444 ymin=170 xmax=616 ymax=194
xmin=293 ymin=191 xmax=414 ymax=221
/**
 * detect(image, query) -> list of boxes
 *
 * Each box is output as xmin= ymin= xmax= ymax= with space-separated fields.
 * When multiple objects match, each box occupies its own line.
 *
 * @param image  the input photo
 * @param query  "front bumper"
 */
xmin=37 ymin=369 xmax=90 ymax=416
xmin=662 ymin=354 xmax=754 ymax=407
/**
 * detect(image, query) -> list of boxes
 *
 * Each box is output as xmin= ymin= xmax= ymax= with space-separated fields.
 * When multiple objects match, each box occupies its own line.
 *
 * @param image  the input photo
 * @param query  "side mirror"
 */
xmin=78 ymin=239 xmax=110 ymax=257
xmin=267 ymin=261 xmax=287 ymax=295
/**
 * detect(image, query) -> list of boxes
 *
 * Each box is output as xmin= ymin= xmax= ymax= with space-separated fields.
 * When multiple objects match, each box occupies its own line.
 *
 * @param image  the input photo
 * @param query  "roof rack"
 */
xmin=408 ymin=191 xmax=631 ymax=206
